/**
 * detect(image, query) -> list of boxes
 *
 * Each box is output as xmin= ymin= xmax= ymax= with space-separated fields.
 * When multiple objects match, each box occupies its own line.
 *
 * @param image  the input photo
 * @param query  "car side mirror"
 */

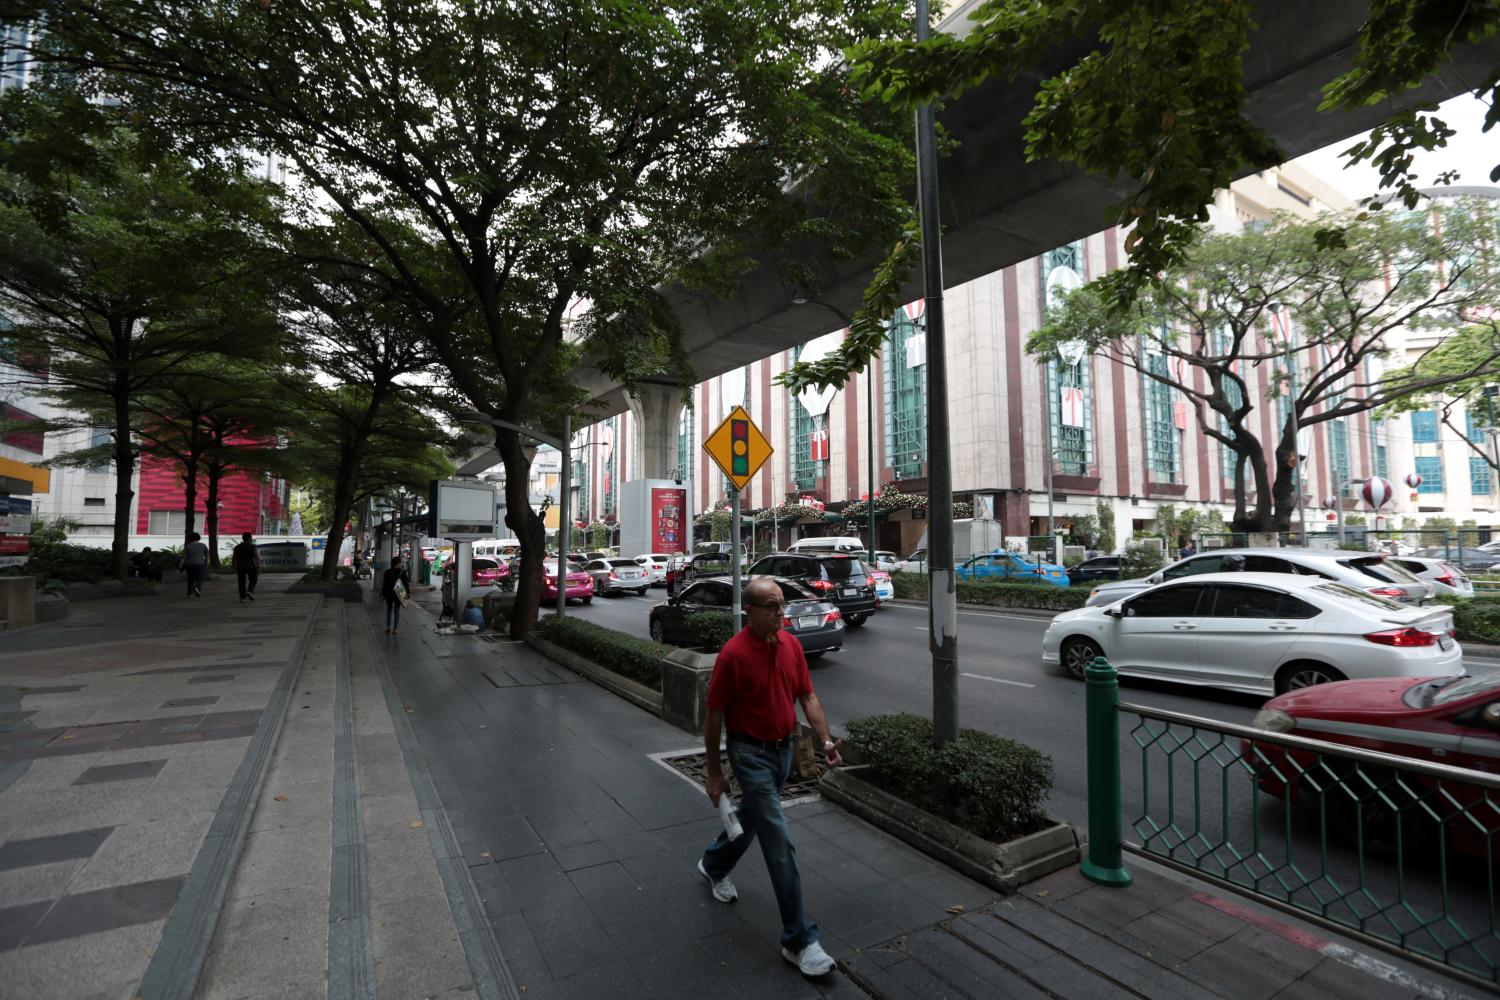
xmin=1483 ymin=703 xmax=1500 ymax=730
xmin=1103 ymin=606 xmax=1124 ymax=618
xmin=1149 ymin=573 xmax=1162 ymax=584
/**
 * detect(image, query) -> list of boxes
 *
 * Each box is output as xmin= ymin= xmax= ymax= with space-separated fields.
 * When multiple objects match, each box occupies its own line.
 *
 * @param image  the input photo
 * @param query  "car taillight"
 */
xmin=544 ymin=576 xmax=555 ymax=585
xmin=1435 ymin=573 xmax=1454 ymax=586
xmin=1364 ymin=628 xmax=1437 ymax=647
xmin=608 ymin=572 xmax=619 ymax=580
xmin=1367 ymin=587 xmax=1405 ymax=598
xmin=824 ymin=609 xmax=841 ymax=624
xmin=808 ymin=579 xmax=835 ymax=593
xmin=781 ymin=616 xmax=793 ymax=629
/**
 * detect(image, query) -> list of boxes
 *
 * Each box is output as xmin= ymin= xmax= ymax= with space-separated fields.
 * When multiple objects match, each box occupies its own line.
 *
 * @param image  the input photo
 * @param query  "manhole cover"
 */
xmin=658 ymin=747 xmax=829 ymax=802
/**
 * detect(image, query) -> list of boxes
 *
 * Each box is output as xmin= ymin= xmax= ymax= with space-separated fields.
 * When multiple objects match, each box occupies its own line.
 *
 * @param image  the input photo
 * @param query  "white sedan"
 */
xmin=1042 ymin=572 xmax=1462 ymax=696
xmin=633 ymin=553 xmax=672 ymax=587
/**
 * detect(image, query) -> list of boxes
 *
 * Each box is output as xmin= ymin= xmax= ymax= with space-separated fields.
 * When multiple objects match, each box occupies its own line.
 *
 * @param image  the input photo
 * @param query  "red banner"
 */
xmin=0 ymin=535 xmax=29 ymax=555
xmin=650 ymin=487 xmax=686 ymax=553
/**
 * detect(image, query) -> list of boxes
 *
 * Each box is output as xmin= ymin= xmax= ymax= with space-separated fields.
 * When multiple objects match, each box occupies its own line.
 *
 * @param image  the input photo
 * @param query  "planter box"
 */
xmin=661 ymin=648 xmax=716 ymax=734
xmin=524 ymin=634 xmax=664 ymax=718
xmin=63 ymin=578 xmax=158 ymax=602
xmin=820 ymin=765 xmax=1080 ymax=894
xmin=285 ymin=578 xmax=364 ymax=602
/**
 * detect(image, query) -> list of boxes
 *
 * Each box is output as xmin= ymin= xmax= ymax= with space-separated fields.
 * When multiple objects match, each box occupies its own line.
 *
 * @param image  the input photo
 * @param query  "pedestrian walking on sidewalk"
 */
xmin=232 ymin=533 xmax=261 ymax=602
xmin=380 ymin=555 xmax=410 ymax=634
xmin=698 ymin=576 xmax=843 ymax=978
xmin=180 ymin=532 xmax=209 ymax=597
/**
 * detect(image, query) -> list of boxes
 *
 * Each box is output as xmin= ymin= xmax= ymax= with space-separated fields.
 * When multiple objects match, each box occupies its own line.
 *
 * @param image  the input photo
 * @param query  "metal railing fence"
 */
xmin=1082 ymin=657 xmax=1500 ymax=990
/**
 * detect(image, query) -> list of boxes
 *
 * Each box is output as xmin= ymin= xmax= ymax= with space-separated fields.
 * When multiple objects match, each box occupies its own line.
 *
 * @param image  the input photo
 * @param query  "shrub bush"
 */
xmin=1450 ymin=597 xmax=1500 ymax=645
xmin=685 ymin=610 xmax=737 ymax=652
xmin=890 ymin=573 xmax=1089 ymax=611
xmin=1119 ymin=542 xmax=1164 ymax=579
xmin=4 ymin=543 xmax=115 ymax=583
xmin=537 ymin=614 xmax=668 ymax=690
xmin=843 ymin=712 xmax=1053 ymax=842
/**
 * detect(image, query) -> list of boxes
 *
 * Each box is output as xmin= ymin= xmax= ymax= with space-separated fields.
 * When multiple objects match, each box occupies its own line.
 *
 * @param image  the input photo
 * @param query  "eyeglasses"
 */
xmin=747 ymin=600 xmax=786 ymax=610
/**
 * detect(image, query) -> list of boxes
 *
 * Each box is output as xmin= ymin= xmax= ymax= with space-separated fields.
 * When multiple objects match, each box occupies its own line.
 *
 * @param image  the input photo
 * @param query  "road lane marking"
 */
xmin=961 ymin=672 xmax=1035 ymax=689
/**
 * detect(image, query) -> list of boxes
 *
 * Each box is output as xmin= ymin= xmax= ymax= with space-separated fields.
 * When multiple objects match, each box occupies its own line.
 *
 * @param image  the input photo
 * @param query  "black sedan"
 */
xmin=1068 ymin=556 xmax=1121 ymax=583
xmin=647 ymin=577 xmax=844 ymax=658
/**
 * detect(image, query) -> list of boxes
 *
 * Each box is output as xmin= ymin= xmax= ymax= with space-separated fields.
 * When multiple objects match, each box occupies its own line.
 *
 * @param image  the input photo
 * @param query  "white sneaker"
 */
xmin=697 ymin=859 xmax=737 ymax=903
xmin=783 ymin=941 xmax=836 ymax=977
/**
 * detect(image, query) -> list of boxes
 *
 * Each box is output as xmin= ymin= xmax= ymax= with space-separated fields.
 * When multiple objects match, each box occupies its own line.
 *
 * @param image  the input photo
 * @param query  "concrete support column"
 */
xmin=629 ymin=383 xmax=684 ymax=481
xmin=0 ymin=576 xmax=36 ymax=630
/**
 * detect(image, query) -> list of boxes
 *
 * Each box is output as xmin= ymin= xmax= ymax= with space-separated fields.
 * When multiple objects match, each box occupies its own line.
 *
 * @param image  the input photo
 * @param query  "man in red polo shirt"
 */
xmin=698 ymin=576 xmax=842 ymax=977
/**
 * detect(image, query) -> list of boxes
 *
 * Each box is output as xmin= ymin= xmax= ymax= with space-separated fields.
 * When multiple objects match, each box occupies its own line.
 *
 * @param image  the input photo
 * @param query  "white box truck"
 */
xmin=906 ymin=518 xmax=1005 ymax=570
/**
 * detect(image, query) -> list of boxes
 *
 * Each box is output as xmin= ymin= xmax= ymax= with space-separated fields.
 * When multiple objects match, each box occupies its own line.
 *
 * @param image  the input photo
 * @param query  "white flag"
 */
xmin=1060 ymin=386 xmax=1085 ymax=428
xmin=906 ymin=332 xmax=927 ymax=369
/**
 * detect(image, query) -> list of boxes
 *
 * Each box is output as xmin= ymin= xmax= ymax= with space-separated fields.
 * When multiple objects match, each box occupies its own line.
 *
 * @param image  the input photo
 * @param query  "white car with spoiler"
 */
xmin=1043 ymin=572 xmax=1460 ymax=696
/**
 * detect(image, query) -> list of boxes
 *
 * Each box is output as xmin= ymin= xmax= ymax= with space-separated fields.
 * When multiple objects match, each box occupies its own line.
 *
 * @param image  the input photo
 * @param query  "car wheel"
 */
xmin=650 ymin=620 xmax=666 ymax=644
xmin=846 ymin=613 xmax=869 ymax=627
xmin=636 ymin=588 xmax=648 ymax=596
xmin=1275 ymin=662 xmax=1345 ymax=694
xmin=581 ymin=596 xmax=592 ymax=605
xmin=1061 ymin=637 xmax=1104 ymax=680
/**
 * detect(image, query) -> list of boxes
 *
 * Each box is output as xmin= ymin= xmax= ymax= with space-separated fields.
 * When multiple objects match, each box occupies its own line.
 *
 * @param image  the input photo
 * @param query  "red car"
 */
xmin=542 ymin=560 xmax=594 ymax=603
xmin=472 ymin=557 xmax=509 ymax=588
xmin=1245 ymin=673 xmax=1500 ymax=854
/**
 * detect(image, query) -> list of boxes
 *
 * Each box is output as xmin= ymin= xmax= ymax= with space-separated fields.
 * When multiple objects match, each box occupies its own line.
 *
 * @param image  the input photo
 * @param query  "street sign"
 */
xmin=704 ymin=406 xmax=772 ymax=491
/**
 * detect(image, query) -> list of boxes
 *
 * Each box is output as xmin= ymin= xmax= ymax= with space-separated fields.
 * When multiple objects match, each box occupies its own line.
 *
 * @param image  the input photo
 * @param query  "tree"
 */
xmin=1379 ymin=322 xmax=1500 ymax=475
xmin=1029 ymin=201 xmax=1500 ymax=532
xmin=0 ymin=91 xmax=281 ymax=579
xmin=28 ymin=0 xmax=915 ymax=635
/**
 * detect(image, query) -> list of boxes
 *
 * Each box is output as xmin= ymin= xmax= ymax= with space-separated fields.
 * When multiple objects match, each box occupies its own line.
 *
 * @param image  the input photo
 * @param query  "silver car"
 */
xmin=1388 ymin=556 xmax=1474 ymax=597
xmin=583 ymin=558 xmax=650 ymax=596
xmin=1085 ymin=548 xmax=1433 ymax=607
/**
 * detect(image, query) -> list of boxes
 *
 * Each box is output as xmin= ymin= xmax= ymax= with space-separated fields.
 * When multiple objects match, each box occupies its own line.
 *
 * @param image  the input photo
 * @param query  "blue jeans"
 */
xmin=385 ymin=599 xmax=401 ymax=630
xmin=701 ymin=738 xmax=817 ymax=952
xmin=185 ymin=565 xmax=206 ymax=595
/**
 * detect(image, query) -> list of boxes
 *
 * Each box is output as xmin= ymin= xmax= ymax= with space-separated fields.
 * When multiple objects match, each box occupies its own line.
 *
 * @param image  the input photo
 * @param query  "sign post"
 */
xmin=704 ymin=406 xmax=773 ymax=623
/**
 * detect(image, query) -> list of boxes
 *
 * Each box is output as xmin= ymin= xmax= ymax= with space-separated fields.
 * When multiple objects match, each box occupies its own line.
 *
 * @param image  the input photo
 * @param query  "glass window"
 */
xmin=1414 ymin=455 xmax=1444 ymax=493
xmin=679 ymin=582 xmax=713 ymax=605
xmin=1312 ymin=582 xmax=1402 ymax=612
xmin=884 ymin=312 xmax=926 ymax=479
xmin=1163 ymin=555 xmax=1221 ymax=579
xmin=1215 ymin=328 xmax=1245 ymax=482
xmin=1143 ymin=350 xmax=1181 ymax=483
xmin=1241 ymin=556 xmax=1293 ymax=573
xmin=698 ymin=582 xmax=732 ymax=607
xmin=676 ymin=404 xmax=693 ymax=500
xmin=1207 ymin=585 xmax=1309 ymax=618
xmin=1330 ymin=419 xmax=1350 ymax=488
xmin=147 ymin=510 xmax=188 ymax=535
xmin=1411 ymin=411 xmax=1439 ymax=444
xmin=1123 ymin=584 xmax=1205 ymax=617
xmin=789 ymin=347 xmax=818 ymax=490
xmin=1047 ymin=356 xmax=1092 ymax=476
xmin=1466 ymin=408 xmax=1493 ymax=495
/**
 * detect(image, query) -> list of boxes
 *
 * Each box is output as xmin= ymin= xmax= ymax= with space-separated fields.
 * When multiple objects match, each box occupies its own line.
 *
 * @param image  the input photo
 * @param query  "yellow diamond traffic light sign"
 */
xmin=704 ymin=405 xmax=772 ymax=491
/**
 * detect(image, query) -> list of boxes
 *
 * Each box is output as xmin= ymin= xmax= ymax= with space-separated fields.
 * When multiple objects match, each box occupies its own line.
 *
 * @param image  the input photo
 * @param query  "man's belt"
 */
xmin=727 ymin=731 xmax=797 ymax=752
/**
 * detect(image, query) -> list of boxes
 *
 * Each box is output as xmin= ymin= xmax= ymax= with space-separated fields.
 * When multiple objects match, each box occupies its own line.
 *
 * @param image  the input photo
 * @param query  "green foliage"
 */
xmin=1421 ymin=516 xmax=1457 ymax=546
xmin=27 ymin=515 xmax=77 ymax=548
xmin=15 ymin=543 xmax=114 ymax=583
xmin=843 ymin=713 xmax=1053 ymax=841
xmin=1065 ymin=514 xmax=1098 ymax=549
xmin=1096 ymin=500 xmax=1116 ymax=554
xmin=1120 ymin=543 xmax=1165 ymax=580
xmin=589 ymin=523 xmax=608 ymax=550
xmin=709 ymin=510 xmax=732 ymax=543
xmin=1452 ymin=598 xmax=1500 ymax=645
xmin=888 ymin=572 xmax=1090 ymax=611
xmin=685 ymin=610 xmax=738 ymax=652
xmin=537 ymin=615 xmax=668 ymax=691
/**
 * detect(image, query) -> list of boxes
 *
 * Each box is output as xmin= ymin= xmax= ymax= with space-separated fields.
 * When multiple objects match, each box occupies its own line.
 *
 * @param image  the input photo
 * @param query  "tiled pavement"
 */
xmin=0 ymin=574 xmax=1483 ymax=999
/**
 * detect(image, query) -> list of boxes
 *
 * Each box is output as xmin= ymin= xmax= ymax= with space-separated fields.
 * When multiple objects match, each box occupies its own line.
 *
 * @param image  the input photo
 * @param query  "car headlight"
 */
xmin=1250 ymin=709 xmax=1295 ymax=733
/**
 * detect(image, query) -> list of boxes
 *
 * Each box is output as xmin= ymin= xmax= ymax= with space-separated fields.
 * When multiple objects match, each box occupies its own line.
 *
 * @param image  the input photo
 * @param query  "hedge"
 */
xmin=843 ymin=712 xmax=1053 ymax=842
xmin=685 ymin=610 xmax=737 ymax=652
xmin=890 ymin=572 xmax=1090 ymax=611
xmin=0 ymin=543 xmax=114 ymax=583
xmin=537 ymin=614 xmax=669 ymax=690
xmin=1450 ymin=597 xmax=1500 ymax=645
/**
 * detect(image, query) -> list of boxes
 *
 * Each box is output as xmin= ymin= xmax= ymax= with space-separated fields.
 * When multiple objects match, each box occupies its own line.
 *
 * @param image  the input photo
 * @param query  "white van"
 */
xmin=788 ymin=536 xmax=867 ymax=555
xmin=472 ymin=538 xmax=522 ymax=562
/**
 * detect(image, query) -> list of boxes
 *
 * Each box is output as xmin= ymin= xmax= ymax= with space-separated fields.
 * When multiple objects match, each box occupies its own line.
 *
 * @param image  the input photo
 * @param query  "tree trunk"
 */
xmin=499 ymin=427 xmax=545 ymax=640
xmin=205 ymin=463 xmax=222 ymax=570
xmin=181 ymin=457 xmax=200 ymax=550
xmin=110 ymin=387 xmax=135 ymax=581
xmin=322 ymin=392 xmax=384 ymax=582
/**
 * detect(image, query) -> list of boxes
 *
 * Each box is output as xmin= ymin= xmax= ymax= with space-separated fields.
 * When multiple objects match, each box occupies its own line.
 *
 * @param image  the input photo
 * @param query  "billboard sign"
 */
xmin=429 ymin=479 xmax=497 ymax=541
xmin=650 ymin=487 xmax=686 ymax=552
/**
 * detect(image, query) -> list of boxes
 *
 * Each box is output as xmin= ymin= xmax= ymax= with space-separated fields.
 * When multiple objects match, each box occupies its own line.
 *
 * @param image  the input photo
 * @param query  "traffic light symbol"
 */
xmin=731 ymin=420 xmax=749 ymax=476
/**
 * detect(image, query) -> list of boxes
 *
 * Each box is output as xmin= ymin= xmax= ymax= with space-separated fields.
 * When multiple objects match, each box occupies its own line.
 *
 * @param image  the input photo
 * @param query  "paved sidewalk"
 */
xmin=0 ymin=576 xmax=1483 ymax=999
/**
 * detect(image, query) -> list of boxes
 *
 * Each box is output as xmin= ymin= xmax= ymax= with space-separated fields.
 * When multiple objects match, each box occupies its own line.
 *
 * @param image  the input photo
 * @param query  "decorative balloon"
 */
xmin=1322 ymin=494 xmax=1338 ymax=508
xmin=1404 ymin=472 xmax=1423 ymax=490
xmin=1361 ymin=476 xmax=1393 ymax=510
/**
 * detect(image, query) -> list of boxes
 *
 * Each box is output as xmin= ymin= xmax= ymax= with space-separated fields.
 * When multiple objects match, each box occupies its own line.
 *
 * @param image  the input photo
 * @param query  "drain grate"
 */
xmin=658 ymin=748 xmax=829 ymax=802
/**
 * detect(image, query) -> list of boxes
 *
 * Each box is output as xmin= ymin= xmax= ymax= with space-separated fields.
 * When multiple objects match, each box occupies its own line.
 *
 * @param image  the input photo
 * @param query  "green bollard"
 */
xmin=1080 ymin=654 xmax=1132 ymax=887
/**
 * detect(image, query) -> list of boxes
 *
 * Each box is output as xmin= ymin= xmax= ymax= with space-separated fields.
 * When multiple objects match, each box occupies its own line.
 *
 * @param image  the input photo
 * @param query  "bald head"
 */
xmin=744 ymin=577 xmax=786 ymax=641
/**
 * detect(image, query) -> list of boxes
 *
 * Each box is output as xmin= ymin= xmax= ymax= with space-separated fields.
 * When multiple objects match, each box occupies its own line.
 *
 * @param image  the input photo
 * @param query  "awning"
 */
xmin=0 ymin=455 xmax=49 ymax=495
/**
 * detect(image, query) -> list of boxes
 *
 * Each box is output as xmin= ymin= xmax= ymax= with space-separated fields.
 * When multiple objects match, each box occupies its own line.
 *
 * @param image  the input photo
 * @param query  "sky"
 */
xmin=1291 ymin=93 xmax=1496 ymax=200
